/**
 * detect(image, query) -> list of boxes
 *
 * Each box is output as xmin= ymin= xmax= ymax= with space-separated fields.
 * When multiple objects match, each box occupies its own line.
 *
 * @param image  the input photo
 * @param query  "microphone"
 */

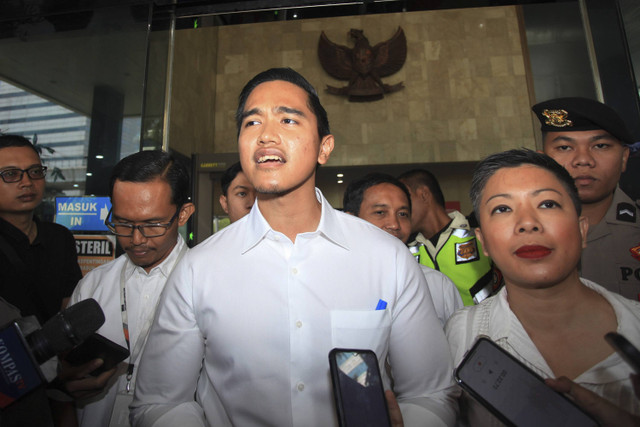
xmin=0 ymin=299 xmax=105 ymax=408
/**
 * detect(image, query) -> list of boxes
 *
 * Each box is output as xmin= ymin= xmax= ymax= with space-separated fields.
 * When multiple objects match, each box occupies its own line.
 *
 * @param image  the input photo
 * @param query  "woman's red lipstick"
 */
xmin=515 ymin=245 xmax=551 ymax=259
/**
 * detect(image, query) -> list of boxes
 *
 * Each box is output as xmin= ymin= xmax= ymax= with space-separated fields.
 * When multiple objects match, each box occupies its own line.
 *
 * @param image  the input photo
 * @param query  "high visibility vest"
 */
xmin=413 ymin=229 xmax=493 ymax=306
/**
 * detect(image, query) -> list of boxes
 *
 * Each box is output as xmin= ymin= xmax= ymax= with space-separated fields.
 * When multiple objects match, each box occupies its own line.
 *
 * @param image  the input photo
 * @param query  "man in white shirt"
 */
xmin=131 ymin=68 xmax=458 ymax=427
xmin=342 ymin=172 xmax=463 ymax=325
xmin=64 ymin=150 xmax=195 ymax=427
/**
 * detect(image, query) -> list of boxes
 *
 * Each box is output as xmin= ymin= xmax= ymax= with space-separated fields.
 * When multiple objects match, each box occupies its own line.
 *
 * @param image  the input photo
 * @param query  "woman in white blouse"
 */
xmin=445 ymin=149 xmax=640 ymax=426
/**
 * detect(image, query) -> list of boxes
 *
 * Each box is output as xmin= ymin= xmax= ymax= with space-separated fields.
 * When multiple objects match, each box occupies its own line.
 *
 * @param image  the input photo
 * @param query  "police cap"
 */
xmin=532 ymin=97 xmax=632 ymax=145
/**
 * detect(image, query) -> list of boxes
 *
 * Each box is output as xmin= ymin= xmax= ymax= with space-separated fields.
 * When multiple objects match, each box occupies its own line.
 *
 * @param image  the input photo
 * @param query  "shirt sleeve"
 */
xmin=390 ymin=250 xmax=460 ymax=426
xmin=129 ymin=256 xmax=206 ymax=427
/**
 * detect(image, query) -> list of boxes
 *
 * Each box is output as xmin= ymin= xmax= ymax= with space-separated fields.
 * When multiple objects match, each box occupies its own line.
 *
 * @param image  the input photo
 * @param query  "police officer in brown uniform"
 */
xmin=532 ymin=97 xmax=640 ymax=300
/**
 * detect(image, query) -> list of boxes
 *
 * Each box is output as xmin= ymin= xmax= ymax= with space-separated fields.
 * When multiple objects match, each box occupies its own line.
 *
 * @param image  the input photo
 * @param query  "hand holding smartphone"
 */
xmin=454 ymin=336 xmax=598 ymax=427
xmin=328 ymin=348 xmax=391 ymax=427
xmin=64 ymin=333 xmax=129 ymax=376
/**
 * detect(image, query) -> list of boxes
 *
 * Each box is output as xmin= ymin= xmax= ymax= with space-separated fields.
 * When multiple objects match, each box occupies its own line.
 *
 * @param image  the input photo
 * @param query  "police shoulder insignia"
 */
xmin=617 ymin=202 xmax=637 ymax=222
xmin=455 ymin=238 xmax=480 ymax=264
xmin=542 ymin=109 xmax=573 ymax=128
xmin=631 ymin=244 xmax=640 ymax=262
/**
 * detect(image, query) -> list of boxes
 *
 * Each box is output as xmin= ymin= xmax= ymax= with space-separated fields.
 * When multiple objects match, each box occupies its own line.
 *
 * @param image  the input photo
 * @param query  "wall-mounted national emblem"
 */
xmin=318 ymin=28 xmax=407 ymax=102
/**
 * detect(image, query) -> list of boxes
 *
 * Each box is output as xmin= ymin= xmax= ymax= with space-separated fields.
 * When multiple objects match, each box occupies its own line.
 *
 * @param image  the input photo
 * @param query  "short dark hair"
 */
xmin=0 ymin=134 xmax=40 ymax=157
xmin=235 ymin=68 xmax=330 ymax=139
xmin=470 ymin=149 xmax=581 ymax=220
xmin=397 ymin=168 xmax=445 ymax=208
xmin=343 ymin=173 xmax=411 ymax=216
xmin=109 ymin=150 xmax=191 ymax=208
xmin=221 ymin=162 xmax=243 ymax=197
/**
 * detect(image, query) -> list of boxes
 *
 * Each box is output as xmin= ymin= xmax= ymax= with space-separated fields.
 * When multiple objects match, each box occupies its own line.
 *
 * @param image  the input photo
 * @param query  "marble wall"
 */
xmin=169 ymin=5 xmax=536 ymax=166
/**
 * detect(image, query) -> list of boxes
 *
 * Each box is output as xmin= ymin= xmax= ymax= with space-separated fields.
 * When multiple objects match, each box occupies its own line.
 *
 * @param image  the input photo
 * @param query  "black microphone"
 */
xmin=0 ymin=298 xmax=105 ymax=408
xmin=26 ymin=298 xmax=105 ymax=364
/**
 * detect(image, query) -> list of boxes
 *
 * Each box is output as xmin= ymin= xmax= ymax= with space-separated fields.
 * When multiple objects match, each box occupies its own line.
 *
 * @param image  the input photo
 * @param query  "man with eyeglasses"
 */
xmin=0 ymin=134 xmax=81 ymax=324
xmin=0 ymin=134 xmax=83 ymax=427
xmin=62 ymin=150 xmax=194 ymax=427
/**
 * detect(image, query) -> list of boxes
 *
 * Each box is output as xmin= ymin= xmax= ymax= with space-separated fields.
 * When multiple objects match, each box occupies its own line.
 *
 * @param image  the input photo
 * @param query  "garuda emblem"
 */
xmin=318 ymin=27 xmax=407 ymax=102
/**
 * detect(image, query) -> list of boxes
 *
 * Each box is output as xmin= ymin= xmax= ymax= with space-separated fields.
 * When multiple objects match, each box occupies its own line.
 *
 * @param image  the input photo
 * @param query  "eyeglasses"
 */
xmin=0 ymin=166 xmax=47 ymax=183
xmin=105 ymin=207 xmax=180 ymax=237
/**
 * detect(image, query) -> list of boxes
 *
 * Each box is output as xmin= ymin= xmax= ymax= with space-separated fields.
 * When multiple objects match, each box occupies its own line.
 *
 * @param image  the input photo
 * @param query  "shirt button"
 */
xmin=292 ymin=268 xmax=298 ymax=275
xmin=296 ymin=320 xmax=303 ymax=328
xmin=297 ymin=382 xmax=305 ymax=392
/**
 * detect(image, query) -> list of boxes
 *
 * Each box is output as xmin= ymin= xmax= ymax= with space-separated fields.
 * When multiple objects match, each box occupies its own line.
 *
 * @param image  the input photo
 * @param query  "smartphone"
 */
xmin=605 ymin=332 xmax=640 ymax=374
xmin=454 ymin=336 xmax=598 ymax=427
xmin=64 ymin=333 xmax=129 ymax=376
xmin=328 ymin=348 xmax=391 ymax=427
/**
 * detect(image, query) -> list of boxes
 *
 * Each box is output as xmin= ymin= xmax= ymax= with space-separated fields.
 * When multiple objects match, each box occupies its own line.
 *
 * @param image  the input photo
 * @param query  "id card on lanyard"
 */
xmin=110 ymin=243 xmax=187 ymax=427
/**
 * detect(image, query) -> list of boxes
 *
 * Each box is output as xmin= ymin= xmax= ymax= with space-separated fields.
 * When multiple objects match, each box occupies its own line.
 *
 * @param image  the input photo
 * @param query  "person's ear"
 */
xmin=417 ymin=186 xmax=431 ymax=204
xmin=317 ymin=134 xmax=335 ymax=165
xmin=475 ymin=227 xmax=490 ymax=257
xmin=219 ymin=194 xmax=229 ymax=214
xmin=578 ymin=216 xmax=589 ymax=249
xmin=178 ymin=203 xmax=196 ymax=226
xmin=621 ymin=145 xmax=630 ymax=173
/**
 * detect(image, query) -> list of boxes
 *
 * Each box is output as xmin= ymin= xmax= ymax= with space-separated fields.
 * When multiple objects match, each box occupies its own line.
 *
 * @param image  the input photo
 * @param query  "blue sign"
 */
xmin=55 ymin=196 xmax=112 ymax=232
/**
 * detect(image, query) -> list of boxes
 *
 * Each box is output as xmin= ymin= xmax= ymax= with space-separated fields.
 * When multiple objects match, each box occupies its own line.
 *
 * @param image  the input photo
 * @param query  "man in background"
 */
xmin=0 ymin=134 xmax=81 ymax=324
xmin=64 ymin=150 xmax=194 ymax=427
xmin=219 ymin=161 xmax=256 ymax=223
xmin=398 ymin=169 xmax=496 ymax=306
xmin=0 ymin=133 xmax=82 ymax=426
xmin=533 ymin=97 xmax=640 ymax=300
xmin=343 ymin=172 xmax=462 ymax=325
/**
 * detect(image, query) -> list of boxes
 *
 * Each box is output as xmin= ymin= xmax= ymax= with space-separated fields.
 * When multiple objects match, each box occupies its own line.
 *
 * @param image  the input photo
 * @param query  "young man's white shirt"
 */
xmin=131 ymin=189 xmax=458 ymax=427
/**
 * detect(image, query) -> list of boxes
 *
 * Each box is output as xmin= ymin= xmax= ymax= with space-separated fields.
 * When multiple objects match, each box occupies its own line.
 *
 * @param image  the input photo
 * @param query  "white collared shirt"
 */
xmin=445 ymin=278 xmax=640 ymax=426
xmin=69 ymin=235 xmax=187 ymax=427
xmin=131 ymin=189 xmax=458 ymax=427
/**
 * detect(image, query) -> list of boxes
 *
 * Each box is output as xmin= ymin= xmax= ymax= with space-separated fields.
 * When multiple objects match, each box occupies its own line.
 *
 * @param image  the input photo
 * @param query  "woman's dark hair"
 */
xmin=470 ymin=149 xmax=581 ymax=220
xmin=343 ymin=172 xmax=412 ymax=216
xmin=0 ymin=134 xmax=40 ymax=157
xmin=109 ymin=150 xmax=190 ymax=208
xmin=235 ymin=67 xmax=330 ymax=139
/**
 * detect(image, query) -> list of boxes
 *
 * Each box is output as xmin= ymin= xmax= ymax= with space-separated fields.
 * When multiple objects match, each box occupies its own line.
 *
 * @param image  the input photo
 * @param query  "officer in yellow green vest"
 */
xmin=399 ymin=169 xmax=500 ymax=305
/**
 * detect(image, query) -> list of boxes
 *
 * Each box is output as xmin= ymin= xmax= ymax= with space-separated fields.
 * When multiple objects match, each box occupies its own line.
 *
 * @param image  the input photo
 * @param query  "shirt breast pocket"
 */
xmin=330 ymin=309 xmax=391 ymax=355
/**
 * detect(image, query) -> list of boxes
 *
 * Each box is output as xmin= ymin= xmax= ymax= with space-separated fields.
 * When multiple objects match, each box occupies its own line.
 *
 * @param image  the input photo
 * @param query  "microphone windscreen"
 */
xmin=27 ymin=299 xmax=105 ymax=364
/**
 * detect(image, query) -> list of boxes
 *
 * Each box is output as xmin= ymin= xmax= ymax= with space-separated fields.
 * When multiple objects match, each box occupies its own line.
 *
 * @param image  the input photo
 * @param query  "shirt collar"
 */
xmin=0 ymin=215 xmax=41 ymax=247
xmin=241 ymin=188 xmax=349 ymax=253
xmin=124 ymin=234 xmax=186 ymax=278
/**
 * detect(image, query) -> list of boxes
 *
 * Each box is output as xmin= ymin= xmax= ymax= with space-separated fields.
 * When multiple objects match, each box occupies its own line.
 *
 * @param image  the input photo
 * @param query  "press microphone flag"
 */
xmin=0 ymin=298 xmax=105 ymax=408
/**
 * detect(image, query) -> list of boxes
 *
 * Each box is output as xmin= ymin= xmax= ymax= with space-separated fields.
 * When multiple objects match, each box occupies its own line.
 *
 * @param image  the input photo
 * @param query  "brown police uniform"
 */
xmin=581 ymin=187 xmax=640 ymax=301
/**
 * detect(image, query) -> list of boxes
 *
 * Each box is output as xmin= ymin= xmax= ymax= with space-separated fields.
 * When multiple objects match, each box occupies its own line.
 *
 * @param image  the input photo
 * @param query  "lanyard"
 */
xmin=119 ymin=243 xmax=187 ymax=392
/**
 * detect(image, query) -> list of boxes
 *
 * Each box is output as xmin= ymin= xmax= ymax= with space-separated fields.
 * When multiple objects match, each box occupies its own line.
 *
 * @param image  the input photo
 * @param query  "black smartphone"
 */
xmin=454 ymin=336 xmax=599 ymax=427
xmin=605 ymin=332 xmax=640 ymax=374
xmin=328 ymin=348 xmax=391 ymax=427
xmin=64 ymin=333 xmax=129 ymax=376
